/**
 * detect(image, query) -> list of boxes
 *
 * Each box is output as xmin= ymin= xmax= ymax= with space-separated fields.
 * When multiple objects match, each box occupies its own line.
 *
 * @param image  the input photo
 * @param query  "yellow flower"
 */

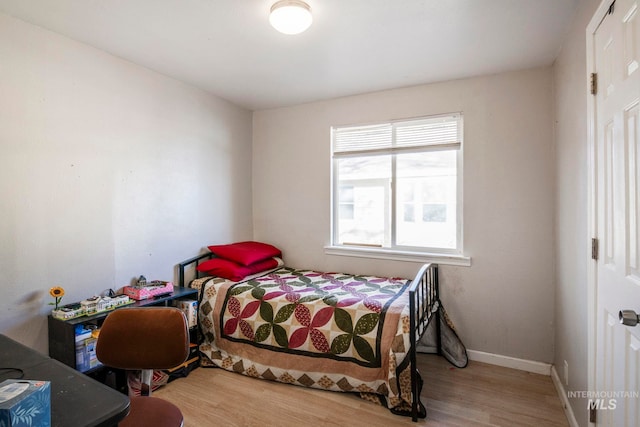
xmin=49 ymin=286 xmax=65 ymax=298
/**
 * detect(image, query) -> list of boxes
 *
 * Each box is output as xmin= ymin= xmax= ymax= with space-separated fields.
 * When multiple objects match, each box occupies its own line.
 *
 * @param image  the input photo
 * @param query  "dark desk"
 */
xmin=0 ymin=334 xmax=129 ymax=427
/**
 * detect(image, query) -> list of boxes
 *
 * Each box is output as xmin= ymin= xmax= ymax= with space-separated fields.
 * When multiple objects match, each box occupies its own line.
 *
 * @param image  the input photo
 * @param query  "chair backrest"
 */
xmin=96 ymin=307 xmax=190 ymax=370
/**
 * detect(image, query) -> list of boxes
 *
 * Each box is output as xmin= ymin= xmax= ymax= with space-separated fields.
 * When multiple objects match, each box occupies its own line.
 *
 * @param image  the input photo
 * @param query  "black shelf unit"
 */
xmin=48 ymin=286 xmax=198 ymax=371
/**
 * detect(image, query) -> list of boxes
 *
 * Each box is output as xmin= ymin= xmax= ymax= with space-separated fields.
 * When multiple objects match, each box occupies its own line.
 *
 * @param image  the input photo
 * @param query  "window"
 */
xmin=331 ymin=113 xmax=463 ymax=257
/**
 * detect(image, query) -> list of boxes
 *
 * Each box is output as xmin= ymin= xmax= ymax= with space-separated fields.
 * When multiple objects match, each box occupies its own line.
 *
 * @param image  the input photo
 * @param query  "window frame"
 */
xmin=327 ymin=113 xmax=470 ymax=267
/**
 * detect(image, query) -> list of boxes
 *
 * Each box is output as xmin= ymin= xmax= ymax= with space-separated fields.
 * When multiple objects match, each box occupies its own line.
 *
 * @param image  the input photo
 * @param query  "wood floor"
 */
xmin=154 ymin=354 xmax=569 ymax=426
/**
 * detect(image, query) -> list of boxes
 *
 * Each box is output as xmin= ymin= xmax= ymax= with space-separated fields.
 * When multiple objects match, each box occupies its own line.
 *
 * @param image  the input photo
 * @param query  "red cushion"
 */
xmin=196 ymin=257 xmax=279 ymax=281
xmin=207 ymin=241 xmax=281 ymax=266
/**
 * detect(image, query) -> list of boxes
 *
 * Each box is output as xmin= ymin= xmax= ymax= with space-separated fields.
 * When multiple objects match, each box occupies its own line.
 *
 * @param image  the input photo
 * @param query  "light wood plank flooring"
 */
xmin=154 ymin=354 xmax=569 ymax=426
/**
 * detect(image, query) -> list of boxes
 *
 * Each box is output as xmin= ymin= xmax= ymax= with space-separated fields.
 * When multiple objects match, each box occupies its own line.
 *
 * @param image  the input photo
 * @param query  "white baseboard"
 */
xmin=466 ymin=349 xmax=552 ymax=375
xmin=550 ymin=365 xmax=579 ymax=427
xmin=417 ymin=347 xmax=552 ymax=375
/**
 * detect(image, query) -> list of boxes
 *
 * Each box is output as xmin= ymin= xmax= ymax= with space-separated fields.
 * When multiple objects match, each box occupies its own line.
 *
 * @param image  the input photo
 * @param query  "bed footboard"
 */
xmin=408 ymin=263 xmax=440 ymax=421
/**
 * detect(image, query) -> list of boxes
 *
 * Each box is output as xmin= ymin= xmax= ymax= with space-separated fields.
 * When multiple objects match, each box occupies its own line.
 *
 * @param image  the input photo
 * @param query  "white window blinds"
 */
xmin=332 ymin=113 xmax=462 ymax=157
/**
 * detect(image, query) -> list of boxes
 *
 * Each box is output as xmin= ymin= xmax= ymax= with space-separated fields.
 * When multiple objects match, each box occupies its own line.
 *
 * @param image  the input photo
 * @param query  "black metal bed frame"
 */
xmin=177 ymin=253 xmax=441 ymax=422
xmin=408 ymin=262 xmax=441 ymax=421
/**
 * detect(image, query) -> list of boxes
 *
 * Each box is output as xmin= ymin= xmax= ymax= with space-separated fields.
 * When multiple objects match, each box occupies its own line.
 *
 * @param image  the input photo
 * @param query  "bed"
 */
xmin=178 ymin=248 xmax=442 ymax=421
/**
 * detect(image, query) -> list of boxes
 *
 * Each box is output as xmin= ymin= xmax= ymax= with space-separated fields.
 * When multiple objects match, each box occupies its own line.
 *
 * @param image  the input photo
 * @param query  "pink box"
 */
xmin=123 ymin=282 xmax=173 ymax=300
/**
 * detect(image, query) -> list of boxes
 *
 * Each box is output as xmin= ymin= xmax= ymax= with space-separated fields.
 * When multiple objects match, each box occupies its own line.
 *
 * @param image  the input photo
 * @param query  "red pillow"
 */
xmin=207 ymin=241 xmax=281 ymax=266
xmin=196 ymin=257 xmax=279 ymax=281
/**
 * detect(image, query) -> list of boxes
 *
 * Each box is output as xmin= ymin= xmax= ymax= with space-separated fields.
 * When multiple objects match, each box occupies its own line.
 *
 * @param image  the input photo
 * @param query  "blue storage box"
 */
xmin=0 ymin=380 xmax=51 ymax=427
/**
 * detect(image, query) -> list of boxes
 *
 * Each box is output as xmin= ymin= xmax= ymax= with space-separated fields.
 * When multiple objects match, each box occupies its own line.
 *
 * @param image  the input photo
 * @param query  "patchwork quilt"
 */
xmin=193 ymin=267 xmax=424 ymax=415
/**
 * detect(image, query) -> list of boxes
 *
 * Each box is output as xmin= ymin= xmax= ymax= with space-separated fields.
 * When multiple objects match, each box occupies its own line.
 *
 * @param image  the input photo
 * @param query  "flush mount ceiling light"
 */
xmin=269 ymin=0 xmax=312 ymax=35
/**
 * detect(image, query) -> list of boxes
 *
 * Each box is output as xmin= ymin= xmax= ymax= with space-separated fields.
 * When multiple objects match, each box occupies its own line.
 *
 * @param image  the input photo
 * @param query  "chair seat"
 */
xmin=119 ymin=396 xmax=183 ymax=427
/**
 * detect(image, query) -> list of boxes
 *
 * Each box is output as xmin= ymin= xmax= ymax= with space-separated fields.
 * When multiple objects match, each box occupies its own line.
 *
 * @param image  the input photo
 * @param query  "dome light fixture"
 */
xmin=269 ymin=0 xmax=313 ymax=35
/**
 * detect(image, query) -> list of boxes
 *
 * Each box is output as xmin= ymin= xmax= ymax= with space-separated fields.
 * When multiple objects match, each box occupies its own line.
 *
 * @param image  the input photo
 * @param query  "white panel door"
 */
xmin=594 ymin=0 xmax=640 ymax=425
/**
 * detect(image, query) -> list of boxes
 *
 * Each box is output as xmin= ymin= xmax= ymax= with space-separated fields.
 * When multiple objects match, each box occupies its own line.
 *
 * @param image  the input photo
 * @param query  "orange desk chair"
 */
xmin=96 ymin=307 xmax=189 ymax=427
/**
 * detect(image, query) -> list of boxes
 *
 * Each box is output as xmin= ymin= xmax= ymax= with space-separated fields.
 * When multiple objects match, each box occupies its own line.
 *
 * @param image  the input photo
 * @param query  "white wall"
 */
xmin=253 ymin=67 xmax=556 ymax=363
xmin=553 ymin=0 xmax=601 ymax=425
xmin=0 ymin=13 xmax=254 ymax=353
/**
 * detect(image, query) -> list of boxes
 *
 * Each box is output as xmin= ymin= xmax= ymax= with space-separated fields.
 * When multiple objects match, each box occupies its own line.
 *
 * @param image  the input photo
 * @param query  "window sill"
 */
xmin=324 ymin=246 xmax=471 ymax=267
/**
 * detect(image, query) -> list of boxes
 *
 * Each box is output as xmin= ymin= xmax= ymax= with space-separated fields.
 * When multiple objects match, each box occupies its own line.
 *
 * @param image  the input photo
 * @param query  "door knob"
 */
xmin=619 ymin=310 xmax=640 ymax=327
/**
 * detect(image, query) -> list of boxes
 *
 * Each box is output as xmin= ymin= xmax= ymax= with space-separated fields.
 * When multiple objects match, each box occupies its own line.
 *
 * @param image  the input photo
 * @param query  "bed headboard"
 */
xmin=177 ymin=252 xmax=216 ymax=287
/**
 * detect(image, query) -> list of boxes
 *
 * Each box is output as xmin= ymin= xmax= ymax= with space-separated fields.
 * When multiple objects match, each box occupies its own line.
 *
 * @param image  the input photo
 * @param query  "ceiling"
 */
xmin=0 ymin=0 xmax=580 ymax=111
